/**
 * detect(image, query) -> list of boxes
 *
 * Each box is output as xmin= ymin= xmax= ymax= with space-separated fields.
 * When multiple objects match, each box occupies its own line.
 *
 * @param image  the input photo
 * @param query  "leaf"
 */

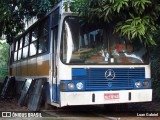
xmin=113 ymin=0 xmax=128 ymax=13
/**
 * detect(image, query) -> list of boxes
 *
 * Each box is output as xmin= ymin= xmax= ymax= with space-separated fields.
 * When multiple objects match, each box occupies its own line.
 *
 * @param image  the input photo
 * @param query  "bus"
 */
xmin=8 ymin=0 xmax=152 ymax=107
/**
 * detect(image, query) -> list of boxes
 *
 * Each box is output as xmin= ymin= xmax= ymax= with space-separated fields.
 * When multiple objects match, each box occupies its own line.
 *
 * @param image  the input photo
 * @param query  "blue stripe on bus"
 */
xmin=72 ymin=68 xmax=86 ymax=76
xmin=52 ymin=84 xmax=60 ymax=103
xmin=53 ymin=84 xmax=56 ymax=102
xmin=57 ymin=85 xmax=60 ymax=103
xmin=45 ymin=82 xmax=51 ymax=103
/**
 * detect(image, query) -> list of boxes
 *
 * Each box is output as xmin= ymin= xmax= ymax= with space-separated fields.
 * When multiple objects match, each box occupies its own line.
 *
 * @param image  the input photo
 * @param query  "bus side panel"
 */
xmin=37 ymin=60 xmax=49 ymax=76
xmin=28 ymin=58 xmax=37 ymax=76
xmin=21 ymin=60 xmax=28 ymax=76
xmin=37 ymin=55 xmax=49 ymax=76
xmin=12 ymin=64 xmax=17 ymax=76
xmin=17 ymin=62 xmax=21 ymax=76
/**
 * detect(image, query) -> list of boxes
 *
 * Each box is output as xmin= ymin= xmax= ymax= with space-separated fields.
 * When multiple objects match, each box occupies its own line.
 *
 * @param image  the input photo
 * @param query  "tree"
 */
xmin=0 ymin=41 xmax=9 ymax=68
xmin=0 ymin=0 xmax=59 ymax=44
xmin=0 ymin=0 xmax=160 ymax=46
xmin=0 ymin=41 xmax=9 ymax=79
xmin=69 ymin=0 xmax=160 ymax=46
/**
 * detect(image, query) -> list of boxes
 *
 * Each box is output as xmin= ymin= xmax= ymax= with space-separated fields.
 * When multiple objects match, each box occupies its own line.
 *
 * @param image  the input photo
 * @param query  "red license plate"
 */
xmin=104 ymin=93 xmax=119 ymax=100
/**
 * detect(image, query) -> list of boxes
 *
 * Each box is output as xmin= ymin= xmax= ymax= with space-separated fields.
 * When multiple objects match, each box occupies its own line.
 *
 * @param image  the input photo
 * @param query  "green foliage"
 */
xmin=0 ymin=0 xmax=160 ymax=46
xmin=116 ymin=15 xmax=157 ymax=46
xmin=112 ymin=0 xmax=128 ymax=13
xmin=150 ymin=27 xmax=160 ymax=100
xmin=0 ymin=69 xmax=8 ymax=80
xmin=68 ymin=0 xmax=160 ymax=99
xmin=0 ymin=41 xmax=9 ymax=68
xmin=0 ymin=41 xmax=9 ymax=80
xmin=0 ymin=0 xmax=58 ymax=44
xmin=151 ymin=60 xmax=160 ymax=100
xmin=71 ymin=0 xmax=160 ymax=46
xmin=131 ymin=0 xmax=152 ymax=14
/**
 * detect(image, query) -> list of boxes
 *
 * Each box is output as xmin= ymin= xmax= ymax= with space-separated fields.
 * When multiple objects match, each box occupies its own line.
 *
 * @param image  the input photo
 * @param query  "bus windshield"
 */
xmin=61 ymin=16 xmax=149 ymax=65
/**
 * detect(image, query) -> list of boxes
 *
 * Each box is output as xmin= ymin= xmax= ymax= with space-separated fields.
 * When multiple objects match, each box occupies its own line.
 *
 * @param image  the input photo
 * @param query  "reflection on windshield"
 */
xmin=61 ymin=17 xmax=149 ymax=64
xmin=65 ymin=21 xmax=74 ymax=63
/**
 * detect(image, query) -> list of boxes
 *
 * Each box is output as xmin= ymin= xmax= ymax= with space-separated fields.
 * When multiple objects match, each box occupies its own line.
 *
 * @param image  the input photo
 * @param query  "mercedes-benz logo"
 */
xmin=105 ymin=69 xmax=115 ymax=80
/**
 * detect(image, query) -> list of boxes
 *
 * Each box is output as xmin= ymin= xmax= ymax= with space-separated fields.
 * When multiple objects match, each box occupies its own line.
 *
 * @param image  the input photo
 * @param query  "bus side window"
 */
xmin=18 ymin=49 xmax=22 ymax=60
xmin=38 ymin=18 xmax=49 ymax=54
xmin=12 ymin=41 xmax=17 ymax=62
xmin=22 ymin=33 xmax=30 ymax=59
xmin=29 ymin=27 xmax=38 ymax=56
xmin=14 ymin=51 xmax=17 ymax=62
xmin=29 ymin=42 xmax=37 ymax=56
xmin=38 ymin=37 xmax=48 ymax=53
xmin=17 ymin=38 xmax=23 ymax=61
xmin=13 ymin=40 xmax=19 ymax=62
xmin=31 ymin=28 xmax=38 ymax=42
xmin=25 ymin=33 xmax=30 ymax=45
xmin=22 ymin=46 xmax=29 ymax=59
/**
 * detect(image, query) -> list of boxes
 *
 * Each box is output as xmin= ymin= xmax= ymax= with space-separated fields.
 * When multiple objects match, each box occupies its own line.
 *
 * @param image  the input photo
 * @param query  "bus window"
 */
xmin=24 ymin=33 xmax=30 ymax=46
xmin=19 ymin=38 xmax=23 ymax=49
xmin=15 ymin=41 xmax=19 ymax=51
xmin=14 ymin=51 xmax=17 ymax=61
xmin=14 ymin=38 xmax=23 ymax=61
xmin=61 ymin=16 xmax=149 ymax=65
xmin=29 ymin=42 xmax=37 ymax=56
xmin=22 ymin=46 xmax=29 ymax=59
xmin=22 ymin=33 xmax=30 ymax=59
xmin=18 ymin=49 xmax=22 ymax=60
xmin=38 ymin=18 xmax=49 ymax=54
xmin=29 ymin=27 xmax=38 ymax=56
xmin=38 ymin=36 xmax=48 ymax=54
xmin=32 ymin=28 xmax=38 ymax=42
xmin=13 ymin=41 xmax=18 ymax=62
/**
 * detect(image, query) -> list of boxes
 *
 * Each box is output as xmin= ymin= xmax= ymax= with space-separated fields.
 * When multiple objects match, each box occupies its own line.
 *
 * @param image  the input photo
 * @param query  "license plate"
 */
xmin=104 ymin=93 xmax=119 ymax=100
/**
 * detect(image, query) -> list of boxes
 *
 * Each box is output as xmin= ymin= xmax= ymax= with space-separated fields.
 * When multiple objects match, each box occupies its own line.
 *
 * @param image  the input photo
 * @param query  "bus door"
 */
xmin=52 ymin=27 xmax=58 ymax=103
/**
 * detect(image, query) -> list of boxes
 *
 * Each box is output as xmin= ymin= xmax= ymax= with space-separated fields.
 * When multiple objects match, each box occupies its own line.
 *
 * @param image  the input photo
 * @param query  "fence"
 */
xmin=0 ymin=68 xmax=8 ymax=81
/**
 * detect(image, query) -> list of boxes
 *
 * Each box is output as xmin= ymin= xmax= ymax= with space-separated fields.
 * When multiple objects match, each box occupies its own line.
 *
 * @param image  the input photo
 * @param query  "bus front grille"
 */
xmin=72 ymin=68 xmax=145 ymax=91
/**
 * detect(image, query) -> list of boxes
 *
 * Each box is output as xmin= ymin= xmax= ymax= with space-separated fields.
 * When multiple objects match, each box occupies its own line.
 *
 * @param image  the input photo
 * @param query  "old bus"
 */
xmin=9 ymin=0 xmax=152 ymax=107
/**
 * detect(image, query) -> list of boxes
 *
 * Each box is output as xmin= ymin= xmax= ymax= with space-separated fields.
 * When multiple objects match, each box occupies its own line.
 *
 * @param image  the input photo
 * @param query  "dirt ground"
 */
xmin=0 ymin=97 xmax=160 ymax=120
xmin=0 ymin=98 xmax=28 ymax=111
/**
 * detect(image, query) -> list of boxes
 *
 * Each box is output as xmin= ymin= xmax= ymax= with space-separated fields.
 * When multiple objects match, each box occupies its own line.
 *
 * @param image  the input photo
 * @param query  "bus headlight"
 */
xmin=76 ymin=82 xmax=83 ymax=90
xmin=68 ymin=82 xmax=75 ymax=90
xmin=143 ymin=80 xmax=149 ymax=87
xmin=135 ymin=80 xmax=141 ymax=88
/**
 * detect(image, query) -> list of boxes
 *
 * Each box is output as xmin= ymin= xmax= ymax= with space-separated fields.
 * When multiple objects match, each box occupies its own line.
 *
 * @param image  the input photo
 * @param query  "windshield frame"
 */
xmin=60 ymin=16 xmax=150 ymax=65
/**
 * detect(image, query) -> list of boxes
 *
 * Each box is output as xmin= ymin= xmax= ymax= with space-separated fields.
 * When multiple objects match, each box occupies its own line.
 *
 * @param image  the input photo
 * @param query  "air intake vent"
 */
xmin=72 ymin=68 xmax=145 ymax=91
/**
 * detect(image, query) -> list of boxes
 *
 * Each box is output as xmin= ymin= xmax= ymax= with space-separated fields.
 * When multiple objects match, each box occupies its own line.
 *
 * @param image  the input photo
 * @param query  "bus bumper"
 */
xmin=60 ymin=89 xmax=152 ymax=107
